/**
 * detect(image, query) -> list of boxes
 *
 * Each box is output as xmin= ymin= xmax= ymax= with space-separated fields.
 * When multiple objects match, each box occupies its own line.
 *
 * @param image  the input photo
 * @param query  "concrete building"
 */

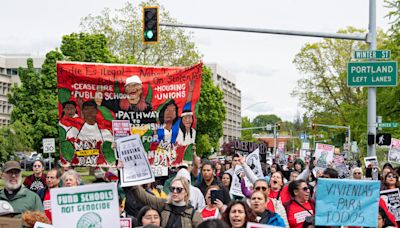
xmin=206 ymin=63 xmax=241 ymax=144
xmin=0 ymin=54 xmax=45 ymax=126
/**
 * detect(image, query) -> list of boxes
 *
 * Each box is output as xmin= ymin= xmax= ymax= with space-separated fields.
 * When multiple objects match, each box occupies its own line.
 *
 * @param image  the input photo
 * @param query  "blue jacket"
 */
xmin=258 ymin=210 xmax=286 ymax=227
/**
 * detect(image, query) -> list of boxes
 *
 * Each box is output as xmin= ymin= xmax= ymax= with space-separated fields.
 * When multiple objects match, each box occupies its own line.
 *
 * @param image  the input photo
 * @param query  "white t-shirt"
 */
xmin=176 ymin=128 xmax=196 ymax=146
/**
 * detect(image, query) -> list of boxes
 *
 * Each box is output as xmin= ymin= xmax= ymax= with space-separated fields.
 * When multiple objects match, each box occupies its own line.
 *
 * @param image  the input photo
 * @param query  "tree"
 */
xmin=251 ymin=114 xmax=281 ymax=134
xmin=196 ymin=134 xmax=213 ymax=158
xmin=291 ymin=27 xmax=389 ymax=155
xmin=80 ymin=0 xmax=201 ymax=66
xmin=196 ymin=66 xmax=226 ymax=155
xmin=240 ymin=117 xmax=254 ymax=142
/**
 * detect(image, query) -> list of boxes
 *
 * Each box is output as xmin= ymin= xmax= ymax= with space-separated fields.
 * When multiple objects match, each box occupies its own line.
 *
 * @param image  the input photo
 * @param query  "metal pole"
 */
xmin=49 ymin=153 xmax=52 ymax=170
xmin=273 ymin=124 xmax=277 ymax=158
xmin=292 ymin=130 xmax=295 ymax=155
xmin=160 ymin=23 xmax=367 ymax=41
xmin=367 ymin=0 xmax=377 ymax=156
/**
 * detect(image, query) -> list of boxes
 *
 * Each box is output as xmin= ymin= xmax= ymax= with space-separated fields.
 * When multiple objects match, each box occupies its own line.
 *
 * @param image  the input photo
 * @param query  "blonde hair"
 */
xmin=352 ymin=167 xmax=363 ymax=178
xmin=168 ymin=176 xmax=190 ymax=203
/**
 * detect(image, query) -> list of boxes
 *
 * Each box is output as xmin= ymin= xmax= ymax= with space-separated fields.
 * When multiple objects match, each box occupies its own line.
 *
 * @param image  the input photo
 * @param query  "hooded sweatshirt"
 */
xmin=176 ymin=168 xmax=206 ymax=210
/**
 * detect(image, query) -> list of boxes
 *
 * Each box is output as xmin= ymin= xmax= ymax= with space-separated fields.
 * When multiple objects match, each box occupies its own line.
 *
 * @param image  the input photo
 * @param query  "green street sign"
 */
xmin=353 ymin=50 xmax=391 ymax=60
xmin=378 ymin=122 xmax=398 ymax=128
xmin=347 ymin=61 xmax=398 ymax=87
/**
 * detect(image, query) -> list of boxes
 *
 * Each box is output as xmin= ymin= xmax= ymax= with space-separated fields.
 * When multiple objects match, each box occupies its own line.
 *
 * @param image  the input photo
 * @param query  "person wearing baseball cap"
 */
xmin=0 ymin=160 xmax=43 ymax=214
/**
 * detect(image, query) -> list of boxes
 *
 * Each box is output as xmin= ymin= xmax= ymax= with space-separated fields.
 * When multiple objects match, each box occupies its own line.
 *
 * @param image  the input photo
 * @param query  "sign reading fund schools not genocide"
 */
xmin=315 ymin=178 xmax=380 ymax=227
xmin=57 ymin=62 xmax=202 ymax=168
xmin=50 ymin=183 xmax=120 ymax=228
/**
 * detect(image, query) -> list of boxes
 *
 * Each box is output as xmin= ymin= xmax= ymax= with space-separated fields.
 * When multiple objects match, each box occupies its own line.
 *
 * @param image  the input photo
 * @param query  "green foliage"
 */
xmin=196 ymin=134 xmax=213 ymax=157
xmin=80 ymin=0 xmax=202 ymax=66
xmin=252 ymin=114 xmax=281 ymax=134
xmin=291 ymin=27 xmax=390 ymax=154
xmin=196 ymin=66 xmax=226 ymax=151
xmin=240 ymin=117 xmax=255 ymax=142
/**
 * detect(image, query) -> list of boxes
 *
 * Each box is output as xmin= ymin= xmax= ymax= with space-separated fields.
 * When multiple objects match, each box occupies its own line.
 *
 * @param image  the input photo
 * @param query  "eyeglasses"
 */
xmin=169 ymin=186 xmax=184 ymax=193
xmin=299 ymin=187 xmax=309 ymax=191
xmin=387 ymin=174 xmax=398 ymax=179
xmin=6 ymin=170 xmax=21 ymax=176
xmin=255 ymin=186 xmax=268 ymax=191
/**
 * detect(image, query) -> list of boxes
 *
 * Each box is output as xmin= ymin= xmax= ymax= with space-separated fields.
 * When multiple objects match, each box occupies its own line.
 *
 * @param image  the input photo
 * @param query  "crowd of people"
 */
xmin=0 ymin=152 xmax=399 ymax=228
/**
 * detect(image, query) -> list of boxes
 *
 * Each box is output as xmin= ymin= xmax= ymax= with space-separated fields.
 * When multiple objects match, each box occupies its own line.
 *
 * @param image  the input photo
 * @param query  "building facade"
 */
xmin=0 ymin=54 xmax=44 ymax=126
xmin=206 ymin=63 xmax=241 ymax=144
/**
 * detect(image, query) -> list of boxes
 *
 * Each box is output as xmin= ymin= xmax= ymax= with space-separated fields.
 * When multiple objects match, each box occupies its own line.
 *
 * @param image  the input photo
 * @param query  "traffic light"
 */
xmin=143 ymin=6 xmax=159 ymax=44
xmin=311 ymin=123 xmax=316 ymax=130
xmin=276 ymin=123 xmax=281 ymax=131
xmin=376 ymin=133 xmax=392 ymax=146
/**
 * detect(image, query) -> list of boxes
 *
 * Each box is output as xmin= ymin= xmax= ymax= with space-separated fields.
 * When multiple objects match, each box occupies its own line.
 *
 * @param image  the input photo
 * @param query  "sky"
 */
xmin=0 ymin=0 xmax=393 ymax=121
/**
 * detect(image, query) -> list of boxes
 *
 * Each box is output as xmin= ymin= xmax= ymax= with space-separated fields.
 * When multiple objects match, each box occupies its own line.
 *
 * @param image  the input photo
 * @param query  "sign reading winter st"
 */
xmin=347 ymin=61 xmax=398 ymax=87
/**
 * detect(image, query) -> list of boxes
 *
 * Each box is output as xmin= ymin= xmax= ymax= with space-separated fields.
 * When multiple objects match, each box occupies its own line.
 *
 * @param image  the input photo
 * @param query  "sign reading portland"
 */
xmin=347 ymin=61 xmax=398 ymax=87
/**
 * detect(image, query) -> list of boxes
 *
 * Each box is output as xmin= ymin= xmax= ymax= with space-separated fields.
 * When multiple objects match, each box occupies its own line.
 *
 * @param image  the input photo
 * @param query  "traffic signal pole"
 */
xmin=368 ymin=0 xmax=377 ymax=156
xmin=160 ymin=0 xmax=376 ymax=156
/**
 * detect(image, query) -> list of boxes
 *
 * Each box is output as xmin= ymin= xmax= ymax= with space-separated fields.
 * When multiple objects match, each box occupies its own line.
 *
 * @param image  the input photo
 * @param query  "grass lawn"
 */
xmin=0 ymin=167 xmax=96 ymax=188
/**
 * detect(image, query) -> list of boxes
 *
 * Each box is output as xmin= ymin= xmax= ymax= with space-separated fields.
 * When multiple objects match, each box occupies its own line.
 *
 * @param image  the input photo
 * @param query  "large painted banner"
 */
xmin=315 ymin=178 xmax=380 ymax=227
xmin=58 ymin=61 xmax=202 ymax=167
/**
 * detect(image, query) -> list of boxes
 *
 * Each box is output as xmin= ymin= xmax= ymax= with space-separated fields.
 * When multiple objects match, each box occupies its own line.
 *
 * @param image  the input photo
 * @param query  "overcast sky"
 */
xmin=0 ymin=0 xmax=393 ymax=121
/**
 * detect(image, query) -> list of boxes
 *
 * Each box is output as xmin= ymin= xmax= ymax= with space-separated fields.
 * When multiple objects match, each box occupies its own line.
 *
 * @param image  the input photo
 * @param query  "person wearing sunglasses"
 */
xmin=131 ymin=176 xmax=203 ymax=227
xmin=23 ymin=159 xmax=46 ymax=193
xmin=351 ymin=167 xmax=363 ymax=180
xmin=250 ymin=191 xmax=285 ymax=227
xmin=241 ymin=179 xmax=288 ymax=227
xmin=382 ymin=171 xmax=400 ymax=190
xmin=285 ymin=179 xmax=315 ymax=228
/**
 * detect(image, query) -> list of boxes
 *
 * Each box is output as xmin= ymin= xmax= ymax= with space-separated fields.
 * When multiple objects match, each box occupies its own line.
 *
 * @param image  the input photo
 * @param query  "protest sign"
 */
xmin=246 ymin=149 xmax=264 ymax=179
xmin=315 ymin=178 xmax=380 ymax=227
xmin=230 ymin=165 xmax=244 ymax=197
xmin=57 ymin=61 xmax=202 ymax=167
xmin=388 ymin=138 xmax=400 ymax=164
xmin=246 ymin=222 xmax=282 ymax=228
xmin=51 ymin=183 xmax=120 ymax=228
xmin=314 ymin=143 xmax=334 ymax=168
xmin=364 ymin=156 xmax=378 ymax=168
xmin=112 ymin=120 xmax=131 ymax=140
xmin=34 ymin=222 xmax=53 ymax=228
xmin=381 ymin=189 xmax=400 ymax=221
xmin=116 ymin=135 xmax=154 ymax=187
xmin=234 ymin=140 xmax=268 ymax=157
xmin=277 ymin=142 xmax=286 ymax=165
xmin=333 ymin=155 xmax=349 ymax=178
xmin=120 ymin=218 xmax=132 ymax=228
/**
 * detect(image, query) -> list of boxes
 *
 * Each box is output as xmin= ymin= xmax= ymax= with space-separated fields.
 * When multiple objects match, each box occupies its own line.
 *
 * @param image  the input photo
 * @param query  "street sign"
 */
xmin=353 ymin=50 xmax=391 ymax=60
xmin=266 ymin=124 xmax=272 ymax=131
xmin=378 ymin=122 xmax=398 ymax=128
xmin=43 ymin=138 xmax=55 ymax=153
xmin=347 ymin=61 xmax=398 ymax=87
xmin=376 ymin=133 xmax=392 ymax=146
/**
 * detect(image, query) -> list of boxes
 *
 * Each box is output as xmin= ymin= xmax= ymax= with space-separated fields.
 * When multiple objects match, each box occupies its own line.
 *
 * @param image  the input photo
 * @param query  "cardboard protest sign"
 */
xmin=120 ymin=218 xmax=132 ymax=228
xmin=333 ymin=155 xmax=349 ymax=178
xmin=381 ymin=189 xmax=400 ymax=221
xmin=388 ymin=138 xmax=400 ymax=164
xmin=315 ymin=178 xmax=380 ymax=227
xmin=230 ymin=165 xmax=244 ymax=197
xmin=112 ymin=120 xmax=131 ymax=140
xmin=314 ymin=143 xmax=334 ymax=168
xmin=116 ymin=134 xmax=154 ymax=187
xmin=50 ymin=182 xmax=120 ymax=228
xmin=246 ymin=149 xmax=264 ymax=179
xmin=364 ymin=156 xmax=378 ymax=168
xmin=57 ymin=61 xmax=202 ymax=167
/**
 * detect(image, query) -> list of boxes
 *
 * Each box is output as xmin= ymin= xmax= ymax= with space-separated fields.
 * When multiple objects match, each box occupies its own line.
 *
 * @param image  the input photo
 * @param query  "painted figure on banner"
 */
xmin=65 ymin=100 xmax=114 ymax=166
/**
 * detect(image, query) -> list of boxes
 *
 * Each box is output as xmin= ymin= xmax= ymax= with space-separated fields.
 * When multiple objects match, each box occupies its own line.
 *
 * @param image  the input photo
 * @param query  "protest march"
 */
xmin=0 ymin=61 xmax=399 ymax=228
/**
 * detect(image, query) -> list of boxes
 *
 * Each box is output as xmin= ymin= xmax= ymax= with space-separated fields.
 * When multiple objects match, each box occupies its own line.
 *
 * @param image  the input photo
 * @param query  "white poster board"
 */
xmin=50 ymin=183 xmax=120 ymax=228
xmin=364 ymin=156 xmax=378 ymax=168
xmin=246 ymin=149 xmax=264 ymax=179
xmin=314 ymin=143 xmax=334 ymax=168
xmin=116 ymin=135 xmax=155 ymax=187
xmin=230 ymin=165 xmax=244 ymax=197
xmin=34 ymin=222 xmax=53 ymax=228
xmin=381 ymin=189 xmax=400 ymax=221
xmin=388 ymin=138 xmax=400 ymax=164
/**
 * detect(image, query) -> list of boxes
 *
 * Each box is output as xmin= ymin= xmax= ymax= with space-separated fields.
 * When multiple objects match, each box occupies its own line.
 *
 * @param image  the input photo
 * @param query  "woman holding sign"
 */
xmin=130 ymin=176 xmax=203 ymax=228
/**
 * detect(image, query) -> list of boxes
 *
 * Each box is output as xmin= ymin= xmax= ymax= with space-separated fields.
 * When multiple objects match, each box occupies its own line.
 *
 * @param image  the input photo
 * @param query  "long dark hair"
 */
xmin=158 ymin=99 xmax=179 ymax=125
xmin=221 ymin=172 xmax=232 ymax=189
xmin=136 ymin=206 xmax=161 ymax=226
xmin=179 ymin=110 xmax=194 ymax=141
xmin=222 ymin=201 xmax=257 ymax=227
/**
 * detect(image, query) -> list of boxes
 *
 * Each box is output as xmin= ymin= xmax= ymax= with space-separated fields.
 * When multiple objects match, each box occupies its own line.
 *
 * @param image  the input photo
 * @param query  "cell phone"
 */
xmin=210 ymin=190 xmax=223 ymax=204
